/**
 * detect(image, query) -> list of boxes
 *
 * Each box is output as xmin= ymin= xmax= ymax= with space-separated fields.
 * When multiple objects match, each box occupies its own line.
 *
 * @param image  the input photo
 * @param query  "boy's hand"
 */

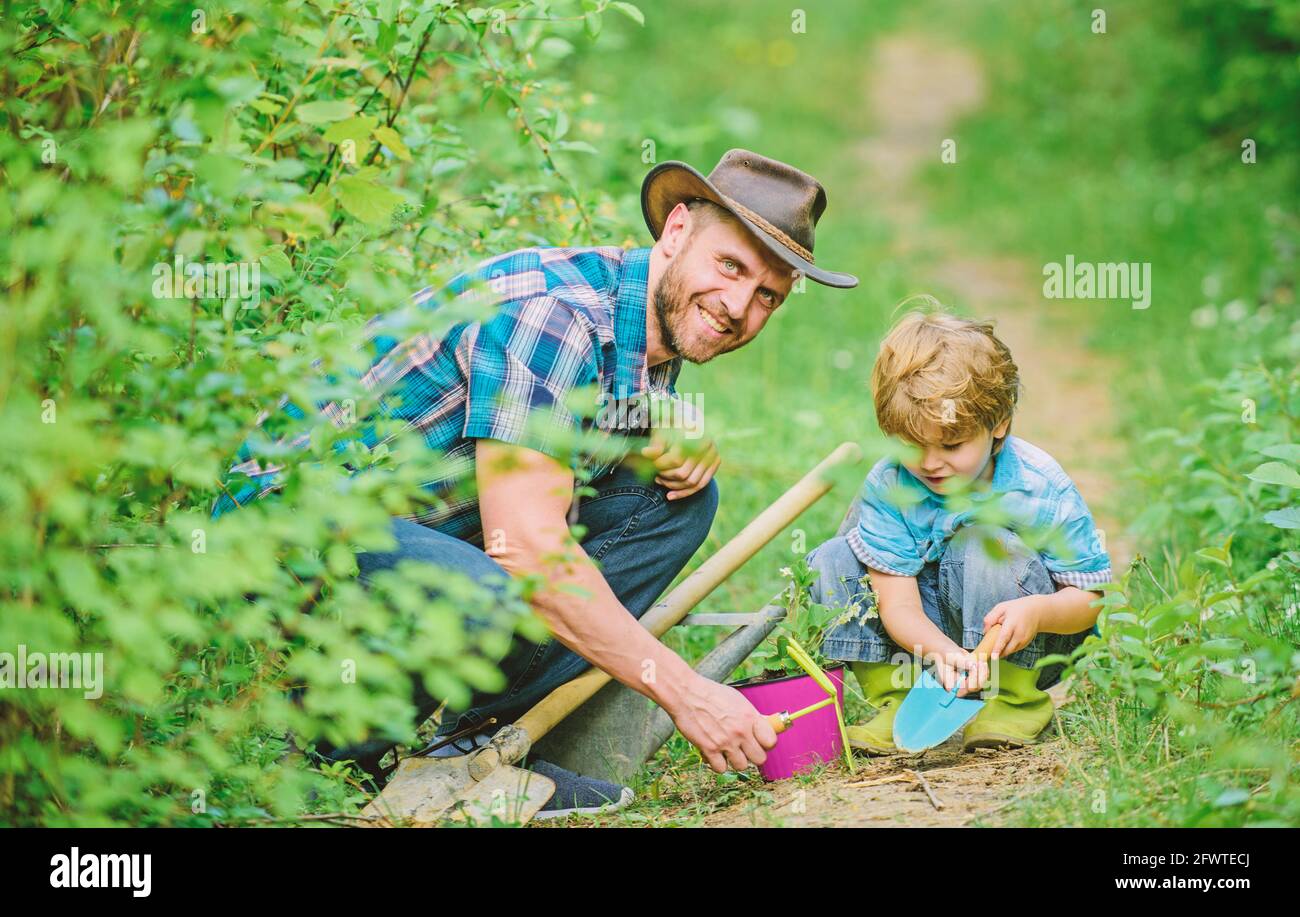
xmin=983 ymin=596 xmax=1043 ymax=658
xmin=932 ymin=648 xmax=990 ymax=698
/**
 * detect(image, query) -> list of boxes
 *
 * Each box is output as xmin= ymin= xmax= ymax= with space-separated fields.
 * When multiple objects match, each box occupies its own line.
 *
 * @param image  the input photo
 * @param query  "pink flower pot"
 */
xmin=733 ymin=665 xmax=846 ymax=781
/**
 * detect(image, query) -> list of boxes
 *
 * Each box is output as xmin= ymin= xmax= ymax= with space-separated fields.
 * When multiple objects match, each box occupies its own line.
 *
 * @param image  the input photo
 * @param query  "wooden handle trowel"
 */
xmin=891 ymin=624 xmax=1003 ymax=753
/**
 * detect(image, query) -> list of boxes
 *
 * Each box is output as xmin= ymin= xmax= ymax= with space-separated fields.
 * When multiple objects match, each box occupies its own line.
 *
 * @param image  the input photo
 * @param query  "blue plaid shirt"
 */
xmin=213 ymin=246 xmax=682 ymax=543
xmin=846 ymin=435 xmax=1112 ymax=589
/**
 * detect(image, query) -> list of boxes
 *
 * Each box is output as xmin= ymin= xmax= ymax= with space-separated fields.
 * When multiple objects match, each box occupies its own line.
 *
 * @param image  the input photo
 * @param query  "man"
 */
xmin=218 ymin=149 xmax=857 ymax=816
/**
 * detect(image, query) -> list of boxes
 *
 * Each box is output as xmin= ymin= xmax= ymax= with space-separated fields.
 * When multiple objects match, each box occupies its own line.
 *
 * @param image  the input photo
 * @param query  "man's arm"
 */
xmin=474 ymin=438 xmax=776 ymax=772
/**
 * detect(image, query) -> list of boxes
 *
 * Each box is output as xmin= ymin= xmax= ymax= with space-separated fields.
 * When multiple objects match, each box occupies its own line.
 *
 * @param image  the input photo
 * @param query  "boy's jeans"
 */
xmin=808 ymin=525 xmax=1087 ymax=690
xmin=311 ymin=462 xmax=719 ymax=776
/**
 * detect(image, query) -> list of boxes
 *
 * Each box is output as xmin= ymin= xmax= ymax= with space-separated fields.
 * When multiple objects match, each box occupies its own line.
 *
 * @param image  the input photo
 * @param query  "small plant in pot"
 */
xmin=731 ymin=559 xmax=866 ymax=780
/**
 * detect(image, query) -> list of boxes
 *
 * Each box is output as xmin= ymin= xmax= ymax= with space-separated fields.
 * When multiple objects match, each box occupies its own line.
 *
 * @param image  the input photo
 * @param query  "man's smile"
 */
xmin=696 ymin=303 xmax=731 ymax=337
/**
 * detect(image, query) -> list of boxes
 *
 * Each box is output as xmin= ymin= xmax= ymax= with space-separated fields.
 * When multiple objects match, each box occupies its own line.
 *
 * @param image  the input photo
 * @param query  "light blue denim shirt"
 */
xmin=846 ymin=435 xmax=1112 ymax=589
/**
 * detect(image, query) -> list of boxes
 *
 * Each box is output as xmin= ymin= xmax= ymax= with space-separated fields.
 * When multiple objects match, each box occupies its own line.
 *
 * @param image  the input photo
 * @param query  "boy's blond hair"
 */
xmin=872 ymin=303 xmax=1021 ymax=448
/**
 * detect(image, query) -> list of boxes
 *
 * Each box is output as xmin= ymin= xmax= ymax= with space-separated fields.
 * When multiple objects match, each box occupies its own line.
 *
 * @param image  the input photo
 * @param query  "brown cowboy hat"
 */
xmin=641 ymin=148 xmax=858 ymax=289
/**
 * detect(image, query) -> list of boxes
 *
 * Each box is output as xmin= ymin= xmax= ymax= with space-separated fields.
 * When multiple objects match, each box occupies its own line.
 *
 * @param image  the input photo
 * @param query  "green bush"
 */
xmin=1176 ymin=0 xmax=1300 ymax=168
xmin=1 ymin=0 xmax=644 ymax=826
xmin=1041 ymin=292 xmax=1300 ymax=827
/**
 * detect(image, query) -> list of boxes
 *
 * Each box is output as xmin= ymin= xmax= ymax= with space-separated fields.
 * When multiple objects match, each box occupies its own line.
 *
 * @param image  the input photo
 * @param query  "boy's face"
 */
xmin=901 ymin=418 xmax=1012 ymax=495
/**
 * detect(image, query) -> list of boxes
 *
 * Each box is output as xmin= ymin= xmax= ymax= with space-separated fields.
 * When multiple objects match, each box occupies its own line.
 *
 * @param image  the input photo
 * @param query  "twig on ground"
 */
xmin=220 ymin=811 xmax=383 ymax=826
xmin=844 ymin=773 xmax=913 ymax=789
xmin=907 ymin=768 xmax=944 ymax=810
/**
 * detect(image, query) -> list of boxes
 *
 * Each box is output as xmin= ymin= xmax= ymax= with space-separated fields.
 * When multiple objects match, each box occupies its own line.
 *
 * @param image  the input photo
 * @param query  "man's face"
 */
xmin=653 ymin=216 xmax=796 ymax=364
xmin=901 ymin=418 xmax=1011 ymax=495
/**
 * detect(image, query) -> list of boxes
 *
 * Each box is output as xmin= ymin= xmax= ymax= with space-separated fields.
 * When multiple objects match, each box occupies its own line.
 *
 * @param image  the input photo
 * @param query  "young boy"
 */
xmin=807 ymin=309 xmax=1111 ymax=754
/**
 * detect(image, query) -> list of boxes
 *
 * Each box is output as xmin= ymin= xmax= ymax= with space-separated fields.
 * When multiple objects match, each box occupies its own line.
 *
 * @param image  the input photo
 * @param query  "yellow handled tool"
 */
xmin=767 ymin=696 xmax=836 ymax=733
xmin=782 ymin=635 xmax=855 ymax=773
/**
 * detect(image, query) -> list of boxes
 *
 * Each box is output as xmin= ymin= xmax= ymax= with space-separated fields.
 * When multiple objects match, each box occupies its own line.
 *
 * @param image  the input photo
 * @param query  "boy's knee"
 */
xmin=946 ymin=525 xmax=1053 ymax=596
xmin=805 ymin=536 xmax=869 ymax=604
xmin=948 ymin=525 xmax=1035 ymax=569
xmin=806 ymin=535 xmax=859 ymax=576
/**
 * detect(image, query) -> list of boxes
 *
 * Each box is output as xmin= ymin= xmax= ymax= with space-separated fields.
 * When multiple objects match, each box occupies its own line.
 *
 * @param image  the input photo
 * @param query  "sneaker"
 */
xmin=420 ymin=733 xmax=634 ymax=818
xmin=529 ymin=759 xmax=635 ymax=819
xmin=426 ymin=731 xmax=494 ymax=758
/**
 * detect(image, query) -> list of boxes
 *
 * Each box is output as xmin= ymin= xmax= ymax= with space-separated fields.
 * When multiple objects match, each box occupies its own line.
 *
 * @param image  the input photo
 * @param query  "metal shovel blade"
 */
xmin=361 ymin=756 xmax=556 ymax=827
xmin=892 ymin=668 xmax=986 ymax=753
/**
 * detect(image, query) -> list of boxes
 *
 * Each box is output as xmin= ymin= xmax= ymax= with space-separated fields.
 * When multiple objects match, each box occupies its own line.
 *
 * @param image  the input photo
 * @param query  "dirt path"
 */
xmin=698 ymin=34 xmax=1132 ymax=828
xmin=701 ymin=738 xmax=1065 ymax=828
xmin=854 ymin=36 xmax=1132 ymax=565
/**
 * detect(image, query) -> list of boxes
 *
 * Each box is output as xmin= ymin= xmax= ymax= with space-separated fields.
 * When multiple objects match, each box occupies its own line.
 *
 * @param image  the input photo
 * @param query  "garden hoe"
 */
xmin=781 ymin=634 xmax=855 ymax=773
xmin=892 ymin=623 xmax=1004 ymax=753
xmin=362 ymin=441 xmax=863 ymax=826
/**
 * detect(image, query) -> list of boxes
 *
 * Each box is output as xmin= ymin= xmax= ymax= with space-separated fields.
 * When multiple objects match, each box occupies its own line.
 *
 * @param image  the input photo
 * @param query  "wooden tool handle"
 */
xmin=933 ymin=624 xmax=1004 ymax=697
xmin=971 ymin=623 xmax=1003 ymax=662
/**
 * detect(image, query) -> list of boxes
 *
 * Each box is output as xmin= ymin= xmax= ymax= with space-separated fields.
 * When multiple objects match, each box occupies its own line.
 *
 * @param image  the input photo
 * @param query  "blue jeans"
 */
xmin=808 ymin=525 xmax=1087 ymax=690
xmin=313 ymin=461 xmax=719 ymax=775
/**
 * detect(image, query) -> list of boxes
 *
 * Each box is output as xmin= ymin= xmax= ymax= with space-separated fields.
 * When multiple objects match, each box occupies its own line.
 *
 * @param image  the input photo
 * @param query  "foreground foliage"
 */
xmin=1 ymin=0 xmax=642 ymax=826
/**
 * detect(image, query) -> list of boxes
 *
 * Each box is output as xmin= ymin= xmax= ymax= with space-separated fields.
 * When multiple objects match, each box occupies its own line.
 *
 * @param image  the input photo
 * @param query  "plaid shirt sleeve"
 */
xmin=461 ymin=294 xmax=599 ymax=462
xmin=846 ymin=460 xmax=926 ymax=576
xmin=1037 ymin=477 xmax=1112 ymax=590
xmin=209 ymin=402 xmax=307 ymax=518
xmin=212 ymin=247 xmax=619 ymax=520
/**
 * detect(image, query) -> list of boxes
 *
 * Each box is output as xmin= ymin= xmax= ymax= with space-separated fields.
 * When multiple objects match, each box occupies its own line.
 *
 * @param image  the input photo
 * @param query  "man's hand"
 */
xmin=983 ymin=595 xmax=1043 ymax=659
xmin=639 ymin=432 xmax=720 ymax=502
xmin=638 ymin=395 xmax=720 ymax=501
xmin=668 ymin=677 xmax=778 ymax=773
xmin=932 ymin=647 xmax=990 ymax=697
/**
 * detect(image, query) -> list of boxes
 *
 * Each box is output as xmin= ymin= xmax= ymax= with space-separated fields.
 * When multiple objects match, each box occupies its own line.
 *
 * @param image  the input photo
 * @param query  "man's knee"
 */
xmin=669 ymin=476 xmax=719 ymax=551
xmin=357 ymin=517 xmax=510 ymax=597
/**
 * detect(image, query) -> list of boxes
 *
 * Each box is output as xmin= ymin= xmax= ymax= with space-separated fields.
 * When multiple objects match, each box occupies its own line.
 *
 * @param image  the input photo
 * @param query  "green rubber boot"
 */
xmin=962 ymin=659 xmax=1054 ymax=750
xmin=845 ymin=661 xmax=914 ymax=755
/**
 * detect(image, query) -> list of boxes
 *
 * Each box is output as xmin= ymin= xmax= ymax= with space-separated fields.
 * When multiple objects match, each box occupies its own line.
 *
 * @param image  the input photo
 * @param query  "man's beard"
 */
xmin=653 ymin=259 xmax=734 ymax=365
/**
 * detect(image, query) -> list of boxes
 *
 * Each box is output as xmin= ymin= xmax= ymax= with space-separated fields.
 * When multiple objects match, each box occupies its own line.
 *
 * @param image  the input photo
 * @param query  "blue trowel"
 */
xmin=892 ymin=624 xmax=1003 ymax=753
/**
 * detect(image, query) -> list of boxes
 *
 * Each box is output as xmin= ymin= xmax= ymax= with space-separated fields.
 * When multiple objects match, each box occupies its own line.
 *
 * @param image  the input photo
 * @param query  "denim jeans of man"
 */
xmin=310 ymin=460 xmax=719 ymax=778
xmin=808 ymin=525 xmax=1088 ymax=691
